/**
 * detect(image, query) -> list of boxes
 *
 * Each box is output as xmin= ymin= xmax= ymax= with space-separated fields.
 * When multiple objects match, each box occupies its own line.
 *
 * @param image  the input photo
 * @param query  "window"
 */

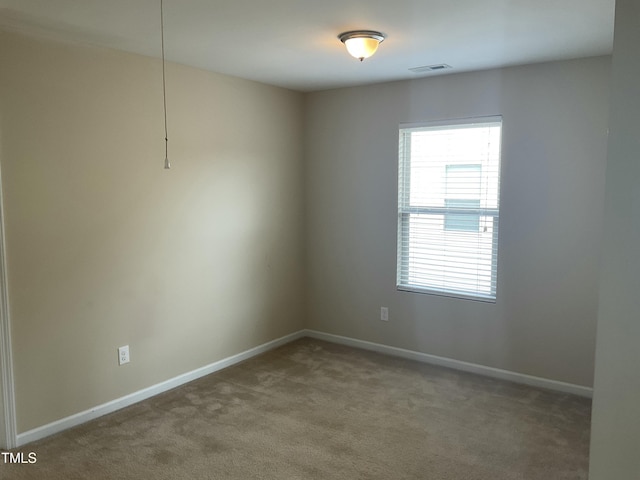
xmin=397 ymin=117 xmax=502 ymax=301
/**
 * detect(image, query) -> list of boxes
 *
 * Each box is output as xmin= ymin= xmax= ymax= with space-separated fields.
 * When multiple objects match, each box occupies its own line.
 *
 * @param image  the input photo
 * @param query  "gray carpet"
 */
xmin=1 ymin=338 xmax=591 ymax=479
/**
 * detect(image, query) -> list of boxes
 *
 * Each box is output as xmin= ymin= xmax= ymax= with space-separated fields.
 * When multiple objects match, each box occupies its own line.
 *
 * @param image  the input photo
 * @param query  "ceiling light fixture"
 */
xmin=338 ymin=30 xmax=386 ymax=61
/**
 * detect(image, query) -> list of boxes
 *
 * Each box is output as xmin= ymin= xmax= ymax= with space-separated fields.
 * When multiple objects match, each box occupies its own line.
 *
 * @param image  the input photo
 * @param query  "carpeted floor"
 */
xmin=1 ymin=338 xmax=591 ymax=479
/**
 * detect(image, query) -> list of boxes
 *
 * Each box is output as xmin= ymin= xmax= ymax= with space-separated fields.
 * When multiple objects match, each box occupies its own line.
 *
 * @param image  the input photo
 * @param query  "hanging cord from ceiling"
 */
xmin=161 ymin=0 xmax=170 ymax=169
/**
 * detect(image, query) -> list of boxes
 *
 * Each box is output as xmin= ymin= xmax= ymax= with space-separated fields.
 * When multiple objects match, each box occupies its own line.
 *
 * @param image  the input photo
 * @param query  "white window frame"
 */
xmin=396 ymin=116 xmax=503 ymax=302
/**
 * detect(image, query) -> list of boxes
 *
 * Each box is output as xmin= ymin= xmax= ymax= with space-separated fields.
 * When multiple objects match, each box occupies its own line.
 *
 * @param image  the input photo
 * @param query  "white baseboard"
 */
xmin=17 ymin=328 xmax=592 ymax=446
xmin=303 ymin=329 xmax=593 ymax=398
xmin=16 ymin=330 xmax=306 ymax=447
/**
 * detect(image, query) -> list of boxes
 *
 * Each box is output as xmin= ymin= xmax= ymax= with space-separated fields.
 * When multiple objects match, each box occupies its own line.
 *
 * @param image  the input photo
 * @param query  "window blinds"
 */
xmin=397 ymin=118 xmax=502 ymax=301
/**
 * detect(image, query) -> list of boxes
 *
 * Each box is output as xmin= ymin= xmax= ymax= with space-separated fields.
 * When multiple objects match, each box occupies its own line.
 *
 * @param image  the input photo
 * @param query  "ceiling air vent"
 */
xmin=409 ymin=64 xmax=452 ymax=74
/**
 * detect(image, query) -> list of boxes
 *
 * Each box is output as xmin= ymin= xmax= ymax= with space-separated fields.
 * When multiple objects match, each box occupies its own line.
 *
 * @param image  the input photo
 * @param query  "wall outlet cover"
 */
xmin=118 ymin=345 xmax=130 ymax=365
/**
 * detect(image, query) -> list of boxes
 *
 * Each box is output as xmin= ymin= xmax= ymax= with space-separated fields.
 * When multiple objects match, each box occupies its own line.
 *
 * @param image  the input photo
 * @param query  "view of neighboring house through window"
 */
xmin=444 ymin=164 xmax=482 ymax=232
xmin=397 ymin=117 xmax=502 ymax=301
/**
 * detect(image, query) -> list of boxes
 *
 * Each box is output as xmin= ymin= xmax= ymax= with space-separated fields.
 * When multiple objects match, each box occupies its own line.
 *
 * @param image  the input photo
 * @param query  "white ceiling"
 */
xmin=0 ymin=0 xmax=615 ymax=92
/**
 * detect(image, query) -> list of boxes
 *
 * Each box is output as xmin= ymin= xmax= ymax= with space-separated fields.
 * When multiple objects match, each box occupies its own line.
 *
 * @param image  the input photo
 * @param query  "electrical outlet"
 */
xmin=118 ymin=345 xmax=130 ymax=365
xmin=380 ymin=307 xmax=389 ymax=321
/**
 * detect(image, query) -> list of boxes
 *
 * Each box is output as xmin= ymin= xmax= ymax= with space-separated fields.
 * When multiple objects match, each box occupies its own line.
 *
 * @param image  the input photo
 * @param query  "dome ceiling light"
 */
xmin=338 ymin=30 xmax=386 ymax=61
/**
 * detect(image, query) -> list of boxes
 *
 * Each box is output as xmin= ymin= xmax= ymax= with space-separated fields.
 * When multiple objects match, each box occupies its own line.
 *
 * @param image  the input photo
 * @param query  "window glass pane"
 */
xmin=397 ymin=118 xmax=502 ymax=301
xmin=444 ymin=199 xmax=481 ymax=232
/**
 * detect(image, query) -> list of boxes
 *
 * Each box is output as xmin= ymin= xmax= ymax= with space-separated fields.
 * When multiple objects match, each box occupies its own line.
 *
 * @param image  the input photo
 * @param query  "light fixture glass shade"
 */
xmin=344 ymin=37 xmax=380 ymax=60
xmin=339 ymin=30 xmax=386 ymax=61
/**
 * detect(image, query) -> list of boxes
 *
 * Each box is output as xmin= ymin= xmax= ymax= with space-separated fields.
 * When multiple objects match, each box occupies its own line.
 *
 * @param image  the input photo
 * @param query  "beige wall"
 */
xmin=0 ymin=371 xmax=4 ymax=446
xmin=304 ymin=57 xmax=610 ymax=387
xmin=590 ymin=0 xmax=640 ymax=476
xmin=0 ymin=31 xmax=305 ymax=433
